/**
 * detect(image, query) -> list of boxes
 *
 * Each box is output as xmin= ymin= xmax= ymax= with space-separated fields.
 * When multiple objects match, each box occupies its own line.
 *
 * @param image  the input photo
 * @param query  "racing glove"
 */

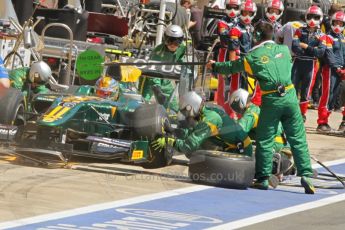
xmin=152 ymin=137 xmax=175 ymax=151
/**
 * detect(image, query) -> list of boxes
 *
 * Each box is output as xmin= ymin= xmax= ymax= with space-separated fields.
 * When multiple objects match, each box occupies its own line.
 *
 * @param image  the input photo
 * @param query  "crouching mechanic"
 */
xmin=230 ymin=88 xmax=289 ymax=152
xmin=139 ymin=25 xmax=186 ymax=112
xmin=229 ymin=89 xmax=295 ymax=178
xmin=0 ymin=57 xmax=10 ymax=98
xmin=152 ymin=91 xmax=253 ymax=157
xmin=207 ymin=21 xmax=315 ymax=194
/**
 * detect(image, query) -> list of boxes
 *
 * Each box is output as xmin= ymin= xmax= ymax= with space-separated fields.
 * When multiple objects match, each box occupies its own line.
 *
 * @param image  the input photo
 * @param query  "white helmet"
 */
xmin=305 ymin=5 xmax=323 ymax=28
xmin=29 ymin=61 xmax=51 ymax=84
xmin=240 ymin=0 xmax=257 ymax=25
xmin=225 ymin=0 xmax=242 ymax=19
xmin=229 ymin=89 xmax=250 ymax=114
xmin=179 ymin=91 xmax=203 ymax=118
xmin=265 ymin=0 xmax=284 ymax=23
xmin=164 ymin=25 xmax=184 ymax=45
xmin=331 ymin=11 xmax=345 ymax=34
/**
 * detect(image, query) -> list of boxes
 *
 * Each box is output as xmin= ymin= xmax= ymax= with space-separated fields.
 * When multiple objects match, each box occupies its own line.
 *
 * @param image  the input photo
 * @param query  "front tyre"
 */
xmin=141 ymin=143 xmax=173 ymax=169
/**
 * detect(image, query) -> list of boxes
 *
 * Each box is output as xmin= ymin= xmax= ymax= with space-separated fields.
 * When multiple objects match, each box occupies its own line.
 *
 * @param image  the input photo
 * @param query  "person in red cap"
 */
xmin=291 ymin=5 xmax=328 ymax=122
xmin=263 ymin=0 xmax=284 ymax=38
xmin=218 ymin=0 xmax=257 ymax=115
xmin=214 ymin=0 xmax=242 ymax=117
xmin=317 ymin=11 xmax=345 ymax=132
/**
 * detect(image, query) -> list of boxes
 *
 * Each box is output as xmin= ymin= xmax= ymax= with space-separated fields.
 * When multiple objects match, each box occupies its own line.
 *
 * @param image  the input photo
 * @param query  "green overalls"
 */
xmin=139 ymin=43 xmax=186 ymax=112
xmin=175 ymin=107 xmax=223 ymax=154
xmin=175 ymin=106 xmax=252 ymax=157
xmin=239 ymin=103 xmax=289 ymax=153
xmin=213 ymin=40 xmax=313 ymax=179
xmin=208 ymin=106 xmax=253 ymax=156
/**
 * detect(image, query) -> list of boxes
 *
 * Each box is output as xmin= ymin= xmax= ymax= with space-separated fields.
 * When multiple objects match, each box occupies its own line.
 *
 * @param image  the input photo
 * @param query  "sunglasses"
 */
xmin=332 ymin=20 xmax=344 ymax=26
xmin=226 ymin=5 xmax=239 ymax=10
xmin=166 ymin=37 xmax=183 ymax=45
xmin=306 ymin=14 xmax=321 ymax=20
xmin=241 ymin=11 xmax=254 ymax=17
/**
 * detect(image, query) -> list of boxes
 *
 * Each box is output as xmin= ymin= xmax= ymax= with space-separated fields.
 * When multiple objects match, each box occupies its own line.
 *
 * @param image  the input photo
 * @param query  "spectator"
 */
xmin=180 ymin=0 xmax=203 ymax=48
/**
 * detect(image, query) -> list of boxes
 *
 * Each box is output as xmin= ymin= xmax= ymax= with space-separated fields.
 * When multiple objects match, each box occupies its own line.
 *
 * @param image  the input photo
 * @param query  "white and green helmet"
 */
xmin=229 ymin=88 xmax=250 ymax=114
xmin=179 ymin=91 xmax=203 ymax=118
xmin=29 ymin=61 xmax=52 ymax=84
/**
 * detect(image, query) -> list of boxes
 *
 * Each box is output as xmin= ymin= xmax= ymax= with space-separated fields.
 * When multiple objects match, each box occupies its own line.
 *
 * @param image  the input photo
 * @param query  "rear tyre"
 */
xmin=0 ymin=88 xmax=26 ymax=141
xmin=188 ymin=150 xmax=255 ymax=189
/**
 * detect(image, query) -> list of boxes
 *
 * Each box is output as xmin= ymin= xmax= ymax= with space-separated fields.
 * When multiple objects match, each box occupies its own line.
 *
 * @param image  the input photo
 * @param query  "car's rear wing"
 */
xmin=107 ymin=56 xmax=204 ymax=81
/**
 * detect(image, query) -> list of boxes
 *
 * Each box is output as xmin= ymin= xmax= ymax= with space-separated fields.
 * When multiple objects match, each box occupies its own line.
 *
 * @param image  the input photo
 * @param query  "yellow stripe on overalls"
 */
xmin=274 ymin=136 xmax=285 ymax=144
xmin=261 ymin=84 xmax=294 ymax=96
xmin=206 ymin=122 xmax=219 ymax=136
xmin=243 ymin=58 xmax=253 ymax=75
xmin=223 ymin=136 xmax=252 ymax=151
xmin=252 ymin=112 xmax=259 ymax=128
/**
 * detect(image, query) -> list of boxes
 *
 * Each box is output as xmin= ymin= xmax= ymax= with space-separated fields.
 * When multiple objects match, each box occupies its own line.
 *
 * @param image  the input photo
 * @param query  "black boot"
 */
xmin=302 ymin=114 xmax=307 ymax=123
xmin=339 ymin=117 xmax=345 ymax=132
xmin=316 ymin=123 xmax=332 ymax=133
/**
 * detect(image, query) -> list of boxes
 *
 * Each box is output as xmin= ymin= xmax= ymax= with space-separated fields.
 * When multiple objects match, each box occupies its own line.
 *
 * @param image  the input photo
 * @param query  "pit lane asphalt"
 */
xmin=0 ymin=109 xmax=344 ymax=229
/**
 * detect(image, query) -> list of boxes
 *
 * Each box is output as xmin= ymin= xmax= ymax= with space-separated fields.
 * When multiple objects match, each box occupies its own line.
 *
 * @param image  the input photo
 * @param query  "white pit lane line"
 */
xmin=1 ymin=158 xmax=345 ymax=230
xmin=0 ymin=185 xmax=210 ymax=230
xmin=206 ymin=157 xmax=345 ymax=230
xmin=206 ymin=193 xmax=345 ymax=230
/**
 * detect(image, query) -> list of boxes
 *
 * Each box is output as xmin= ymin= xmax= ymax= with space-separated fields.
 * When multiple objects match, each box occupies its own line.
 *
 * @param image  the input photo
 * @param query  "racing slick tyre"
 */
xmin=188 ymin=150 xmax=255 ymax=189
xmin=132 ymin=104 xmax=169 ymax=140
xmin=133 ymin=104 xmax=172 ymax=168
xmin=0 ymin=88 xmax=25 ymax=126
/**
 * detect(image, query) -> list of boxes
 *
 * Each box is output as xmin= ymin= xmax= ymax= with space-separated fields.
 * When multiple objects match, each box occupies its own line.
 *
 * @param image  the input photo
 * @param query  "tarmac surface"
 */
xmin=0 ymin=108 xmax=344 ymax=229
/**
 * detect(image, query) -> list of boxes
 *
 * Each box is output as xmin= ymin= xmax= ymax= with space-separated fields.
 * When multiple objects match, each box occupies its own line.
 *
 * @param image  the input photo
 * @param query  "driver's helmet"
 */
xmin=331 ymin=11 xmax=345 ymax=34
xmin=305 ymin=5 xmax=323 ymax=28
xmin=95 ymin=76 xmax=119 ymax=99
xmin=164 ymin=25 xmax=184 ymax=46
xmin=239 ymin=0 xmax=257 ymax=25
xmin=229 ymin=88 xmax=250 ymax=114
xmin=29 ymin=61 xmax=51 ymax=84
xmin=265 ymin=0 xmax=284 ymax=23
xmin=225 ymin=0 xmax=241 ymax=19
xmin=179 ymin=91 xmax=203 ymax=118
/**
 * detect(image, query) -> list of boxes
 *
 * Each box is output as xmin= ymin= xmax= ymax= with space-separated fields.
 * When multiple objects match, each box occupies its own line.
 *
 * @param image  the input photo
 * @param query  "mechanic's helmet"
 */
xmin=226 ymin=0 xmax=241 ymax=19
xmin=229 ymin=88 xmax=250 ymax=114
xmin=305 ymin=5 xmax=323 ymax=28
xmin=331 ymin=11 xmax=345 ymax=34
xmin=29 ymin=61 xmax=51 ymax=84
xmin=164 ymin=25 xmax=184 ymax=46
xmin=239 ymin=0 xmax=257 ymax=25
xmin=265 ymin=0 xmax=284 ymax=23
xmin=179 ymin=91 xmax=203 ymax=118
xmin=95 ymin=76 xmax=119 ymax=100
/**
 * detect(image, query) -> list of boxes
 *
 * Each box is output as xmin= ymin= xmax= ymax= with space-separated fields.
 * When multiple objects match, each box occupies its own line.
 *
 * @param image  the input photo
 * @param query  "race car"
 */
xmin=0 ymin=64 xmax=173 ymax=168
